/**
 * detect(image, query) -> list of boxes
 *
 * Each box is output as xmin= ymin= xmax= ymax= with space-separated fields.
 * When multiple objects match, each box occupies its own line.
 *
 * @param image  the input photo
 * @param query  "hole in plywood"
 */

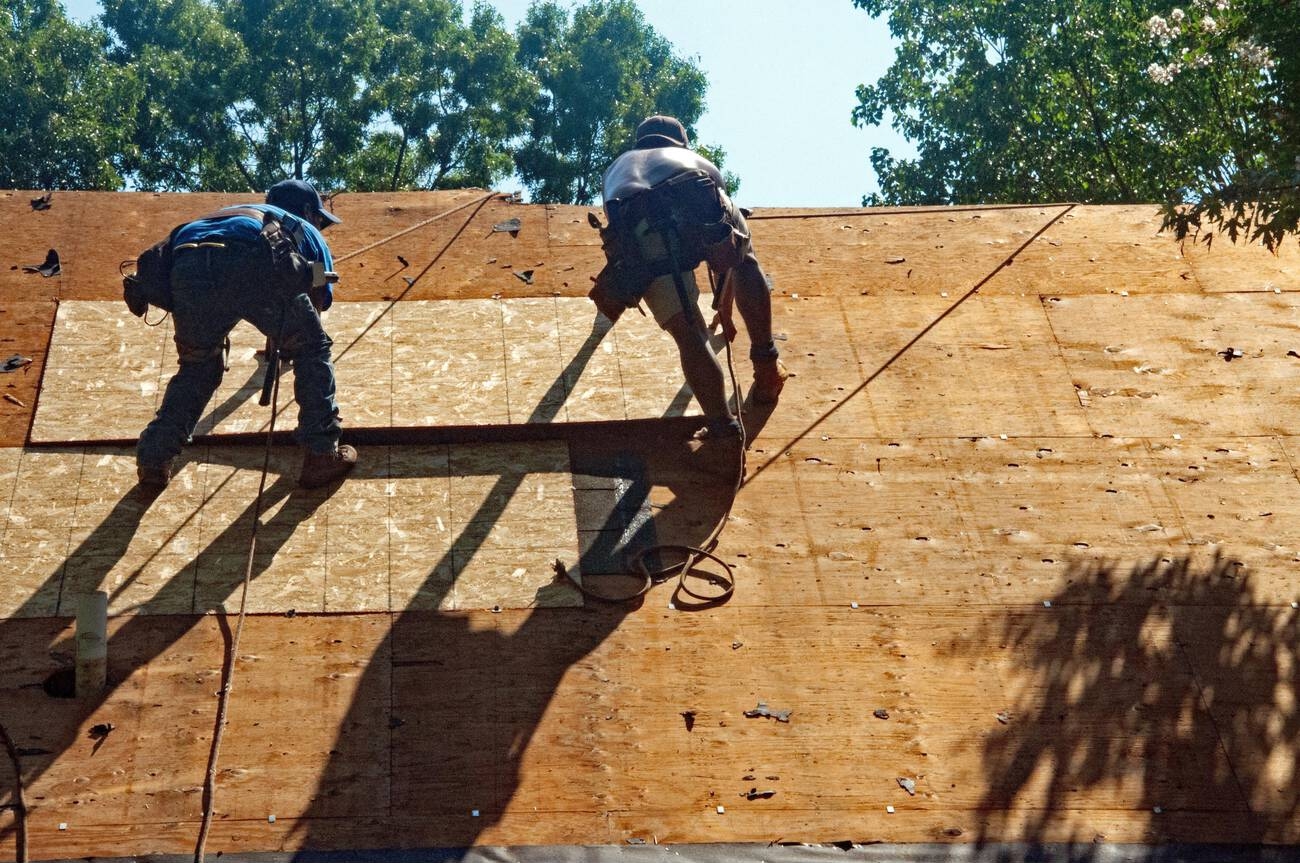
xmin=42 ymin=667 xmax=76 ymax=698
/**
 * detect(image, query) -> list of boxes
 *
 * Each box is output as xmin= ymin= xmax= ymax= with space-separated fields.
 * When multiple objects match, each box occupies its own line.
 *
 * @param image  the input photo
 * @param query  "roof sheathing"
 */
xmin=1 ymin=191 xmax=1300 ymax=858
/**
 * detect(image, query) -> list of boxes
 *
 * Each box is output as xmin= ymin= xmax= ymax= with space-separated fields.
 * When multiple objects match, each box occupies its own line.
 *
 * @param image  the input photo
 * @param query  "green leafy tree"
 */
xmin=1148 ymin=0 xmax=1300 ymax=250
xmin=221 ymin=0 xmax=381 ymax=189
xmin=100 ymin=0 xmax=249 ymax=190
xmin=513 ymin=0 xmax=711 ymax=204
xmin=850 ymin=0 xmax=1262 ymax=208
xmin=345 ymin=0 xmax=535 ymax=191
xmin=695 ymin=142 xmax=740 ymax=198
xmin=0 ymin=0 xmax=137 ymax=189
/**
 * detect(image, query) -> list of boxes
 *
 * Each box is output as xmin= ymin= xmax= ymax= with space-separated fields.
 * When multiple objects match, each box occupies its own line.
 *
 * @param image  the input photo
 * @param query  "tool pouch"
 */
xmin=594 ymin=170 xmax=738 ymax=319
xmin=259 ymin=212 xmax=313 ymax=301
xmin=701 ymin=219 xmax=742 ymax=272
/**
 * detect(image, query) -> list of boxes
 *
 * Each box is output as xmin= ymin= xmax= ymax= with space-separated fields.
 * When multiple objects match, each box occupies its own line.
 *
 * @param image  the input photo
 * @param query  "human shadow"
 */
xmin=0 ymin=455 xmax=164 ymax=624
xmin=0 ymin=451 xmax=326 ymax=852
xmin=1 ymin=305 xmax=736 ymax=857
xmin=286 ymin=421 xmax=736 ymax=856
xmin=973 ymin=551 xmax=1298 ymax=850
xmin=198 ymin=349 xmax=275 ymax=434
xmin=288 ymin=322 xmax=738 ymax=855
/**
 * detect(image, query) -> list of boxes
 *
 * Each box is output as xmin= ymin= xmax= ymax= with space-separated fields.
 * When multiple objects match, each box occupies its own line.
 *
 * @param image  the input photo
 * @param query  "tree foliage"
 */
xmin=221 ymin=0 xmax=381 ymax=189
xmin=1 ymin=0 xmax=137 ymax=189
xmin=3 ymin=0 xmax=724 ymax=199
xmin=852 ymin=0 xmax=1299 ymax=247
xmin=100 ymin=0 xmax=247 ymax=189
xmin=514 ymin=0 xmax=709 ymax=204
xmin=345 ymin=0 xmax=535 ymax=191
xmin=1149 ymin=0 xmax=1300 ymax=250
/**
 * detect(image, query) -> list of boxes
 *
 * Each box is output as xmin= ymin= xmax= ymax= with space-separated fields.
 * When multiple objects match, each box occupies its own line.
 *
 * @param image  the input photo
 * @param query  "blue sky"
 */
xmin=61 ymin=0 xmax=911 ymax=207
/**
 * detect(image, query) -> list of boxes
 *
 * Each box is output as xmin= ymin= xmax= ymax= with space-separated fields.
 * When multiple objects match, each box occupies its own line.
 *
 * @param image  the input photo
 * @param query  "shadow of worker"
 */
xmin=972 ymin=551 xmax=1299 ymax=847
xmin=287 ymin=420 xmax=738 ymax=856
xmin=0 ymin=449 xmax=326 ymax=850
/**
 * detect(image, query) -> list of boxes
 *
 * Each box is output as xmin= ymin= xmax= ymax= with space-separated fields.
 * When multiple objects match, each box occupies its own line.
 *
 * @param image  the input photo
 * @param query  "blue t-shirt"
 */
xmin=173 ymin=204 xmax=336 ymax=307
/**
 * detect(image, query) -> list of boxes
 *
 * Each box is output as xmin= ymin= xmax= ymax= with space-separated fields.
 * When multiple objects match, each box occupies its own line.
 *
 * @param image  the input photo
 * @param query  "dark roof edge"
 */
xmin=41 ymin=842 xmax=1300 ymax=863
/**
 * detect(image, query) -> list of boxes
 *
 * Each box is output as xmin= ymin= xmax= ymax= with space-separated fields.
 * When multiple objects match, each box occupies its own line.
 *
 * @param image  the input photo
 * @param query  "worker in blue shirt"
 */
xmin=136 ymin=179 xmax=358 ymax=490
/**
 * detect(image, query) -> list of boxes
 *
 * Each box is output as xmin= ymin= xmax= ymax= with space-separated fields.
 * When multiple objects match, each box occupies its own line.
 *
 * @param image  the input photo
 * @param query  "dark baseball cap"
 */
xmin=266 ymin=178 xmax=341 ymax=225
xmin=635 ymin=115 xmax=689 ymax=148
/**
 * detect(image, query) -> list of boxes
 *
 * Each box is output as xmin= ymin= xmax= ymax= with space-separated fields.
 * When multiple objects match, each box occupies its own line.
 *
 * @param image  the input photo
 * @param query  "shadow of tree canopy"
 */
xmin=975 ymin=551 xmax=1299 ymax=848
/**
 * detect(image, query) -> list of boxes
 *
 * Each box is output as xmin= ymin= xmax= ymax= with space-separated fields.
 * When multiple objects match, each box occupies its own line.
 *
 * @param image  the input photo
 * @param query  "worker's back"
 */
xmin=602 ymin=146 xmax=725 ymax=202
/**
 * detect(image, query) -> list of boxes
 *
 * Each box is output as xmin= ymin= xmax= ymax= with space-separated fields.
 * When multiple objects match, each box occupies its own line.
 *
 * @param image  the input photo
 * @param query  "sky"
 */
xmin=60 ymin=0 xmax=912 ymax=207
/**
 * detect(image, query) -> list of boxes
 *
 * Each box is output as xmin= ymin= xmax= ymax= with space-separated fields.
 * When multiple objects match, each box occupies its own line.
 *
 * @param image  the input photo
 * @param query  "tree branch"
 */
xmin=1064 ymin=55 xmax=1136 ymax=201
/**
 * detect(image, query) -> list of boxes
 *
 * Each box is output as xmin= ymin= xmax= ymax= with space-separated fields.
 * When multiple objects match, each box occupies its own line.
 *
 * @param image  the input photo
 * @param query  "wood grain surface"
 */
xmin=1 ymin=192 xmax=1299 ymax=859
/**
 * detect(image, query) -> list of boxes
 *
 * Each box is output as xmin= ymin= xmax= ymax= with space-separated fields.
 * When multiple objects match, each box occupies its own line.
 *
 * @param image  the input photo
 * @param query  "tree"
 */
xmin=345 ymin=0 xmax=535 ymax=191
xmin=100 ymin=0 xmax=249 ymax=190
xmin=513 ymin=0 xmax=710 ymax=204
xmin=1148 ymin=0 xmax=1300 ymax=250
xmin=0 ymin=0 xmax=137 ymax=189
xmin=696 ymin=143 xmax=740 ymax=198
xmin=850 ymin=0 xmax=1265 ymax=209
xmin=220 ymin=0 xmax=382 ymax=190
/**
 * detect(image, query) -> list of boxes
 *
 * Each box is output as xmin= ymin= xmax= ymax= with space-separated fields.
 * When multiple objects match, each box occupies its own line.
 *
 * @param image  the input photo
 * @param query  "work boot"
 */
xmin=688 ymin=418 xmax=744 ymax=480
xmin=299 ymin=444 xmax=358 ymax=489
xmin=752 ymin=358 xmax=789 ymax=405
xmin=136 ymin=458 xmax=175 ymax=491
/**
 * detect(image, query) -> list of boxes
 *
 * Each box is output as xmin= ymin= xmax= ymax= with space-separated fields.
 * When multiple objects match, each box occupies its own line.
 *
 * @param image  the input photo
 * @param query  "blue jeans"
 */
xmin=137 ymin=244 xmax=341 ymax=466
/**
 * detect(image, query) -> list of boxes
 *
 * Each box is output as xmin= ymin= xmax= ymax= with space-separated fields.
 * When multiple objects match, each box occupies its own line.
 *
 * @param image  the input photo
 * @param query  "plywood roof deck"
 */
xmin=1 ymin=189 xmax=1300 ymax=860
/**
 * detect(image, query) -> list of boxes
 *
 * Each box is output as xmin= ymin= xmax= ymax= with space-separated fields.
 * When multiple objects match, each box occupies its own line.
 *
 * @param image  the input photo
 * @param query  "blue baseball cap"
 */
xmin=266 ymin=179 xmax=341 ymax=225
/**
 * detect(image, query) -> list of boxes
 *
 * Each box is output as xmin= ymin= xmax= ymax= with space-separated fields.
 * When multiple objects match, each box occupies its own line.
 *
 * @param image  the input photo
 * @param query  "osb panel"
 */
xmin=0 ymin=189 xmax=490 ymax=304
xmin=5 ymin=808 xmax=1285 ymax=855
xmin=332 ymin=193 xmax=555 ymax=302
xmin=1175 ymin=604 xmax=1300 ymax=818
xmin=32 ymin=298 xmax=704 ymax=442
xmin=1181 ymin=231 xmax=1300 ymax=294
xmin=1045 ymin=292 xmax=1300 ymax=437
xmin=751 ymin=206 xmax=1068 ymax=300
xmin=983 ymin=205 xmax=1193 ymax=297
xmin=0 ymin=191 xmax=251 ymax=304
xmin=0 ymin=299 xmax=55 ymax=446
xmin=747 ymin=293 xmax=1089 ymax=441
xmin=5 ymin=604 xmax=1283 ymax=860
xmin=0 ymin=615 xmax=392 ymax=849
xmin=735 ymin=434 xmax=1300 ymax=611
xmin=0 ymin=442 xmax=582 ymax=617
xmin=5 ymin=195 xmax=1279 ymax=310
xmin=546 ymin=203 xmax=606 ymax=246
xmin=938 ymin=436 xmax=1190 ymax=604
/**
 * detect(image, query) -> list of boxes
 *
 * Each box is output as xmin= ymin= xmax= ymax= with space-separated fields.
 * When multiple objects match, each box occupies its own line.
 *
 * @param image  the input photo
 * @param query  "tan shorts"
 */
xmin=641 ymin=269 xmax=701 ymax=328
